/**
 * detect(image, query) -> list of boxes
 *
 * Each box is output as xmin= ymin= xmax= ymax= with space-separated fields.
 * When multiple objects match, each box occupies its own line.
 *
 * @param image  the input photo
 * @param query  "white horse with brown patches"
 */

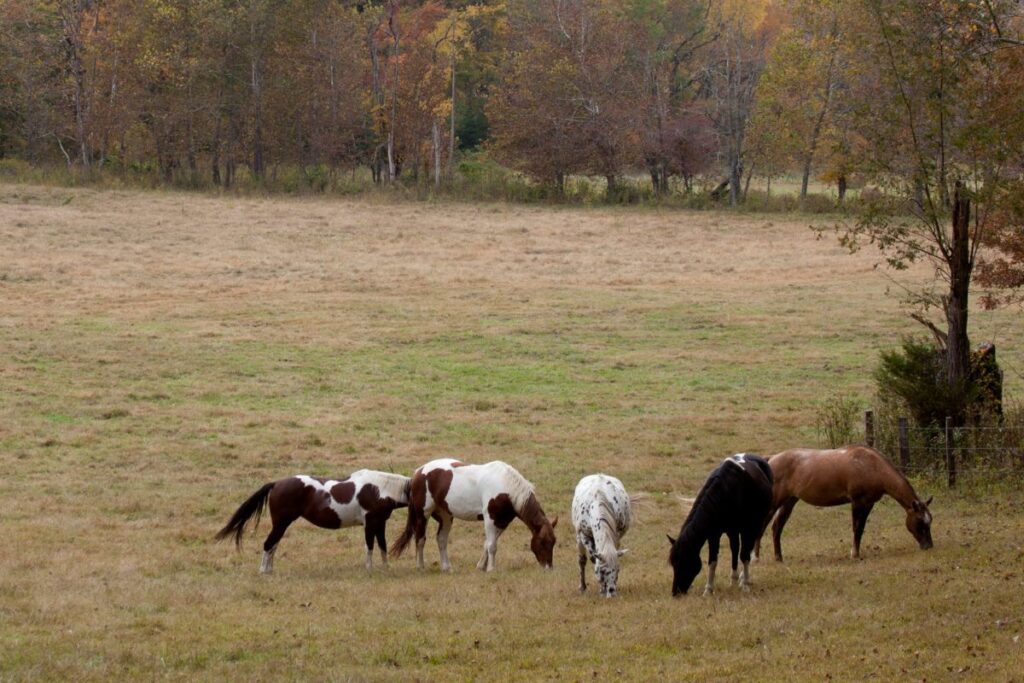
xmin=389 ymin=458 xmax=558 ymax=572
xmin=571 ymin=474 xmax=631 ymax=597
xmin=216 ymin=470 xmax=410 ymax=573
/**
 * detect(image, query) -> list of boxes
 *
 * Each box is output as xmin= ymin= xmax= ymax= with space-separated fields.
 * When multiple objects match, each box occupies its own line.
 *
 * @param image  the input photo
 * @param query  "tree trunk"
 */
xmin=61 ymin=0 xmax=91 ymax=168
xmin=837 ymin=174 xmax=847 ymax=205
xmin=728 ymin=160 xmax=743 ymax=207
xmin=605 ymin=174 xmax=617 ymax=199
xmin=249 ymin=2 xmax=265 ymax=179
xmin=432 ymin=120 xmax=441 ymax=188
xmin=386 ymin=2 xmax=400 ymax=183
xmin=945 ymin=183 xmax=972 ymax=425
xmin=449 ymin=47 xmax=456 ymax=178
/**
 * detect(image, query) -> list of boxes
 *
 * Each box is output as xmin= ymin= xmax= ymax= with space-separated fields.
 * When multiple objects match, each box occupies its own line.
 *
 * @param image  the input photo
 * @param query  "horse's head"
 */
xmin=530 ymin=515 xmax=558 ymax=569
xmin=667 ymin=534 xmax=701 ymax=596
xmin=595 ymin=548 xmax=628 ymax=597
xmin=906 ymin=496 xmax=934 ymax=549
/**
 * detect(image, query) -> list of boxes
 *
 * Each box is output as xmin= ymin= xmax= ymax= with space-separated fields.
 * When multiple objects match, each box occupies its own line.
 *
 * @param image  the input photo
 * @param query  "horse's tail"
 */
xmin=389 ymin=503 xmax=421 ymax=559
xmin=215 ymin=482 xmax=275 ymax=548
xmin=752 ymin=456 xmax=774 ymax=487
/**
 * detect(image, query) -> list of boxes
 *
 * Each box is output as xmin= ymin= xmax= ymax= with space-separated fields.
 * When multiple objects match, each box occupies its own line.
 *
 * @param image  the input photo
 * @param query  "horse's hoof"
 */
xmin=579 ymin=585 xmax=587 ymax=594
xmin=702 ymin=588 xmax=714 ymax=597
xmin=740 ymin=583 xmax=751 ymax=593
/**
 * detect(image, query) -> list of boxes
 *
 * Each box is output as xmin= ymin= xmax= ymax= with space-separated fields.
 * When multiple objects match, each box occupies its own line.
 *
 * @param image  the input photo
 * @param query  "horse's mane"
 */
xmin=366 ymin=471 xmax=411 ymax=503
xmin=497 ymin=462 xmax=537 ymax=514
xmin=593 ymin=501 xmax=625 ymax=555
xmin=679 ymin=465 xmax=731 ymax=544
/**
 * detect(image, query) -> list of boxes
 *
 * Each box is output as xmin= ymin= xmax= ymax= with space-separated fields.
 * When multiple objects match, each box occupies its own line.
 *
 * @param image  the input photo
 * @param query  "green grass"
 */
xmin=1 ymin=182 xmax=1022 ymax=681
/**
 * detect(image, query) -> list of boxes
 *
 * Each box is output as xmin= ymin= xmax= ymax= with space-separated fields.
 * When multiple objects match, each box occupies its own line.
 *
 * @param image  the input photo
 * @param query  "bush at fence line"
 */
xmin=875 ymin=338 xmax=977 ymax=433
xmin=815 ymin=394 xmax=862 ymax=448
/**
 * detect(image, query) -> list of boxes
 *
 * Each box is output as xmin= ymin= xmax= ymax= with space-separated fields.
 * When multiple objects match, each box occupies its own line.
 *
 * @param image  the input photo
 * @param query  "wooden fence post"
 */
xmin=898 ymin=417 xmax=909 ymax=472
xmin=945 ymin=416 xmax=956 ymax=488
xmin=865 ymin=410 xmax=874 ymax=448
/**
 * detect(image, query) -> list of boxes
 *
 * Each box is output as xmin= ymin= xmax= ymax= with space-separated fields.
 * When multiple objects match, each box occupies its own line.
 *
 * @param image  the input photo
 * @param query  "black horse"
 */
xmin=668 ymin=453 xmax=773 ymax=596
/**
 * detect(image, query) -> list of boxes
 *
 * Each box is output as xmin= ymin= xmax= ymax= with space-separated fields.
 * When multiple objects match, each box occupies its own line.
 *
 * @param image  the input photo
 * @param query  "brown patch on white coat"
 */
xmin=389 ymin=458 xmax=557 ymax=572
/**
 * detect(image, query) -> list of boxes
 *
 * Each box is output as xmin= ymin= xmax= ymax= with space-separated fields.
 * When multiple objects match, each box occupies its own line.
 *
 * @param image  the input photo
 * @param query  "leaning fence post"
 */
xmin=865 ymin=410 xmax=874 ymax=448
xmin=945 ymin=416 xmax=956 ymax=488
xmin=898 ymin=418 xmax=910 ymax=472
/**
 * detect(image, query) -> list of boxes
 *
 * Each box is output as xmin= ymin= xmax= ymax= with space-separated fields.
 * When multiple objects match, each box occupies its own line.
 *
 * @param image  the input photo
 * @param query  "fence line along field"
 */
xmin=1 ymin=183 xmax=1022 ymax=681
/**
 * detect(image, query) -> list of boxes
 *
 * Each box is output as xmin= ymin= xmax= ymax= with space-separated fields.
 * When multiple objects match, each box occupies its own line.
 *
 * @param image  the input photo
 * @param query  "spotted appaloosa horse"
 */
xmin=668 ymin=453 xmax=773 ymax=596
xmin=216 ymin=470 xmax=410 ymax=573
xmin=389 ymin=458 xmax=558 ymax=572
xmin=572 ymin=474 xmax=631 ymax=597
xmin=755 ymin=446 xmax=933 ymax=562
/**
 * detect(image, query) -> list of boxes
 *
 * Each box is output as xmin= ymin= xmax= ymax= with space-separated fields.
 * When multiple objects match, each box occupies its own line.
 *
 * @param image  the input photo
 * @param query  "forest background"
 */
xmin=2 ymin=0 xmax=1018 ymax=209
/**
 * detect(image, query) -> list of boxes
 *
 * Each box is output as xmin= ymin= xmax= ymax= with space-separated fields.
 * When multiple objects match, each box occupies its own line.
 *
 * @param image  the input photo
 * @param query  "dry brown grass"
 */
xmin=1 ymin=183 xmax=1022 ymax=681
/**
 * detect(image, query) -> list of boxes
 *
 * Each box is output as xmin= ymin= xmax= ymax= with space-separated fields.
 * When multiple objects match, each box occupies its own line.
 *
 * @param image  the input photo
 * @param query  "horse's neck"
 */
xmin=517 ymin=492 xmax=548 ymax=533
xmin=880 ymin=464 xmax=918 ymax=509
xmin=679 ymin=511 xmax=709 ymax=551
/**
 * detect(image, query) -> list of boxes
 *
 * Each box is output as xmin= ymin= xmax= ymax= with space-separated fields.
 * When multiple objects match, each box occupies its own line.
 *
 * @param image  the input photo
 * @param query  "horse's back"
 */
xmin=770 ymin=446 xmax=892 ymax=506
xmin=572 ymin=474 xmax=630 ymax=535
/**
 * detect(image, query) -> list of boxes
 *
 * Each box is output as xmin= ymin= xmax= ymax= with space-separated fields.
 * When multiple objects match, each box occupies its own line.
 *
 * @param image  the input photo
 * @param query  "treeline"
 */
xmin=1 ymin=0 xmax=1023 ymax=204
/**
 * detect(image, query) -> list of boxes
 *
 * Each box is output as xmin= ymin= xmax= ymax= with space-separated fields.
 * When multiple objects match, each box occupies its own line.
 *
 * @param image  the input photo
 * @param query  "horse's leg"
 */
xmin=728 ymin=531 xmax=740 ymax=585
xmin=738 ymin=527 xmax=757 ymax=591
xmin=480 ymin=519 xmax=502 ymax=572
xmin=260 ymin=519 xmax=291 ymax=574
xmin=414 ymin=510 xmax=429 ymax=570
xmin=363 ymin=522 xmax=376 ymax=571
xmin=436 ymin=513 xmax=454 ymax=573
xmin=577 ymin=540 xmax=588 ymax=593
xmin=753 ymin=505 xmax=778 ymax=562
xmin=375 ymin=518 xmax=389 ymax=569
xmin=851 ymin=502 xmax=874 ymax=559
xmin=771 ymin=497 xmax=799 ymax=562
xmin=703 ymin=535 xmax=720 ymax=596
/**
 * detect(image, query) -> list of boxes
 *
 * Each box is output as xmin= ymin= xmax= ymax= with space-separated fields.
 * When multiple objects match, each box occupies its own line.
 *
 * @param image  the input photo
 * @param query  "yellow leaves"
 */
xmin=715 ymin=0 xmax=770 ymax=33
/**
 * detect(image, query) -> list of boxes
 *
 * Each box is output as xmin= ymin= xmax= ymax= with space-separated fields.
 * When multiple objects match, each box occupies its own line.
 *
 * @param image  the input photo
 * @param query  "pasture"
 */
xmin=1 ymin=183 xmax=1022 ymax=681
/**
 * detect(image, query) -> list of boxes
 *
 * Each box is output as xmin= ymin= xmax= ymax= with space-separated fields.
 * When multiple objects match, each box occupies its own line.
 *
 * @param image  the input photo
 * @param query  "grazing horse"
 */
xmin=572 ymin=474 xmax=631 ymax=597
xmin=668 ymin=454 xmax=773 ymax=596
xmin=216 ymin=470 xmax=410 ymax=573
xmin=756 ymin=446 xmax=933 ymax=562
xmin=389 ymin=458 xmax=558 ymax=572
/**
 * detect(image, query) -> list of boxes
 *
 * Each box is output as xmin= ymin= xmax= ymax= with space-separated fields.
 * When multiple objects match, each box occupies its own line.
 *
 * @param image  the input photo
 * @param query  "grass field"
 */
xmin=1 ymin=183 xmax=1022 ymax=681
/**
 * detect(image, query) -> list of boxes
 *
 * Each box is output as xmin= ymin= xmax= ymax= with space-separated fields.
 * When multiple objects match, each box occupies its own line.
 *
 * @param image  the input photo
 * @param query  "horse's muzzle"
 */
xmin=919 ymin=540 xmax=933 ymax=550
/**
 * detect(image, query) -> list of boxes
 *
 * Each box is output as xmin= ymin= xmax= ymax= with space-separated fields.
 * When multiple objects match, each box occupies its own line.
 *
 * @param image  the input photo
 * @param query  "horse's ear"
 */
xmin=666 ymin=534 xmax=676 ymax=546
xmin=549 ymin=515 xmax=558 ymax=529
xmin=924 ymin=496 xmax=933 ymax=507
xmin=617 ymin=548 xmax=629 ymax=557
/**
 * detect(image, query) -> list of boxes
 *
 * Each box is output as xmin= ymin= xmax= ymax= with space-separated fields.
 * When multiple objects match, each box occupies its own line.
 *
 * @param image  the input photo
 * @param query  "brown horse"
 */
xmin=756 ymin=446 xmax=933 ymax=561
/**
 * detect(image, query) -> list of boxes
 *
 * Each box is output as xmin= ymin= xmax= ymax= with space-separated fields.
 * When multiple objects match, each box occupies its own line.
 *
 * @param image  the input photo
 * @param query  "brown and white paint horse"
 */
xmin=216 ymin=470 xmax=410 ymax=573
xmin=755 ymin=446 xmax=933 ymax=561
xmin=389 ymin=458 xmax=558 ymax=572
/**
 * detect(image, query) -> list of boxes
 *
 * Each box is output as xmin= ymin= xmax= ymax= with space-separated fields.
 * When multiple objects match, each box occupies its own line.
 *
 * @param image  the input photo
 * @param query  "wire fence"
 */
xmin=863 ymin=410 xmax=1024 ymax=487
